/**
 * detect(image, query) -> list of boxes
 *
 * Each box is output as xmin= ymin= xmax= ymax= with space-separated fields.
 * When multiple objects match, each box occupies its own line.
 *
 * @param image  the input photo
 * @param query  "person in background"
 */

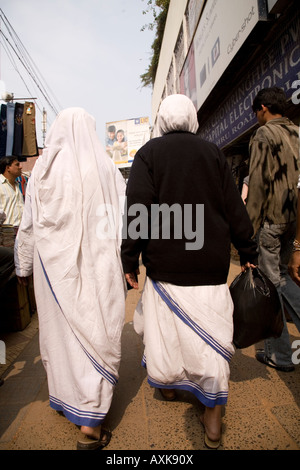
xmin=246 ymin=87 xmax=300 ymax=372
xmin=288 ymin=176 xmax=300 ymax=286
xmin=14 ymin=108 xmax=126 ymax=450
xmin=0 ymin=209 xmax=14 ymax=293
xmin=0 ymin=156 xmax=24 ymax=228
xmin=121 ymin=94 xmax=258 ymax=449
xmin=105 ymin=124 xmax=116 ymax=157
xmin=0 ymin=209 xmax=15 ymax=388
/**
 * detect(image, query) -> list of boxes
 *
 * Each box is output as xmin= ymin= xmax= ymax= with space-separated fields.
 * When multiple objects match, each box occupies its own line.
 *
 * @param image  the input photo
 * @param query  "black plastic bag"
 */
xmin=229 ymin=267 xmax=284 ymax=349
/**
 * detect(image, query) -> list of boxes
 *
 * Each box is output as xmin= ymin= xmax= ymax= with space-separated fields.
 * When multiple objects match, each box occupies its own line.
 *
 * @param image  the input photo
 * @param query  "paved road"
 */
xmin=0 ymin=261 xmax=299 ymax=451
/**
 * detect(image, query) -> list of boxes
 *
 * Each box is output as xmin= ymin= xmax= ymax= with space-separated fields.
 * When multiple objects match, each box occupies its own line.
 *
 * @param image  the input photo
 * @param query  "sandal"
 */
xmin=77 ymin=428 xmax=112 ymax=451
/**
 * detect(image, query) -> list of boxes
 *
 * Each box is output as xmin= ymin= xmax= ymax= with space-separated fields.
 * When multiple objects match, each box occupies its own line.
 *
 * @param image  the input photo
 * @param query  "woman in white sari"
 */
xmin=14 ymin=108 xmax=126 ymax=450
xmin=121 ymin=94 xmax=257 ymax=449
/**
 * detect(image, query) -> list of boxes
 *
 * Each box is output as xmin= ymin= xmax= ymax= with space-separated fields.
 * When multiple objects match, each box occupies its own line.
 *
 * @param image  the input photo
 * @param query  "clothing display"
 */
xmin=0 ymin=102 xmax=38 ymax=159
xmin=12 ymin=103 xmax=24 ymax=157
xmin=6 ymin=102 xmax=15 ymax=156
xmin=22 ymin=102 xmax=38 ymax=157
xmin=0 ymin=104 xmax=7 ymax=157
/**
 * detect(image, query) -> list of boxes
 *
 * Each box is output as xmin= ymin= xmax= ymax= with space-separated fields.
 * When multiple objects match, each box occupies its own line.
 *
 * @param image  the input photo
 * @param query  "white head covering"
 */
xmin=157 ymin=94 xmax=198 ymax=135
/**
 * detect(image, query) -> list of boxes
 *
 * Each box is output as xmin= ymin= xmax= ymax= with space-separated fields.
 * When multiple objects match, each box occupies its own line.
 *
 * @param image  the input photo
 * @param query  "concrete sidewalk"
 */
xmin=0 ymin=261 xmax=299 ymax=451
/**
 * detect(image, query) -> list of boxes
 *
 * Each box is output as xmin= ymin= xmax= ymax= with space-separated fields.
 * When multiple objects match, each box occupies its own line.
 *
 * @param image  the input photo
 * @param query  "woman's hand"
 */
xmin=241 ymin=262 xmax=257 ymax=272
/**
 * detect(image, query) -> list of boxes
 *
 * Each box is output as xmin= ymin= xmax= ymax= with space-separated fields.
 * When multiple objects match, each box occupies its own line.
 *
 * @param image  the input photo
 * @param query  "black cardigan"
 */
xmin=121 ymin=131 xmax=258 ymax=286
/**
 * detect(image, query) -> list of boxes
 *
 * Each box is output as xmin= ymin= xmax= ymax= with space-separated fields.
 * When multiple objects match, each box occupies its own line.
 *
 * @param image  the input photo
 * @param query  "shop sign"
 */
xmin=193 ymin=0 xmax=260 ymax=111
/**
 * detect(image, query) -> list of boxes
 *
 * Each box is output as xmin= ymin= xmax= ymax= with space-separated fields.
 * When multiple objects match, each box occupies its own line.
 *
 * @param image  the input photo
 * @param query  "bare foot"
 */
xmin=200 ymin=405 xmax=222 ymax=445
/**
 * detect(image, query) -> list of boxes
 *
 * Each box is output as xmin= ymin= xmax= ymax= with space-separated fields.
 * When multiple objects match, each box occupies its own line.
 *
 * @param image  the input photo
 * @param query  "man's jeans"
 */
xmin=258 ymin=221 xmax=300 ymax=366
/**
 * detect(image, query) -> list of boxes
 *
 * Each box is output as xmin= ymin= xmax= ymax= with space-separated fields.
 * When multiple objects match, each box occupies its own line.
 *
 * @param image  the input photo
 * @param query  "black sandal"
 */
xmin=77 ymin=428 xmax=112 ymax=450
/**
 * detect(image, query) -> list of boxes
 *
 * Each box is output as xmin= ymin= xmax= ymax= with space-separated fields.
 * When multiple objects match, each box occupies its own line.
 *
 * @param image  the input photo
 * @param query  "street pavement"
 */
xmin=0 ymin=261 xmax=299 ymax=452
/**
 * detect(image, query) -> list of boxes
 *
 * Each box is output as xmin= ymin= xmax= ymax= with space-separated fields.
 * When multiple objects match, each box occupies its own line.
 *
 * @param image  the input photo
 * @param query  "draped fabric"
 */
xmin=15 ymin=107 xmax=127 ymax=426
xmin=0 ymin=104 xmax=7 ymax=158
xmin=134 ymin=278 xmax=235 ymax=407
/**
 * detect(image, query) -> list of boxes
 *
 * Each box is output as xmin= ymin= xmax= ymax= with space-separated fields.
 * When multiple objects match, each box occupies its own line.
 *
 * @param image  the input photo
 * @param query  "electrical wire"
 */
xmin=0 ymin=8 xmax=61 ymax=124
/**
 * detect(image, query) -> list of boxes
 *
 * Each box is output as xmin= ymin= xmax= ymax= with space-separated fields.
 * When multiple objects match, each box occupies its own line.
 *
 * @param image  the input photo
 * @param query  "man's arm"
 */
xmin=288 ymin=189 xmax=300 ymax=285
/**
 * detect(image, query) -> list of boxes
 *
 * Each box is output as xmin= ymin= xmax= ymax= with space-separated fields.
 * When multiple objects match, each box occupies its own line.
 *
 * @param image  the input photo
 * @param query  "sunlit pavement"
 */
xmin=0 ymin=261 xmax=299 ymax=451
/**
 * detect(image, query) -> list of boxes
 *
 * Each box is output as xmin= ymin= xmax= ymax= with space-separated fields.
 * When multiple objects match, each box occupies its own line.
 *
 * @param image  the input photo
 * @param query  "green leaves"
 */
xmin=140 ymin=0 xmax=170 ymax=88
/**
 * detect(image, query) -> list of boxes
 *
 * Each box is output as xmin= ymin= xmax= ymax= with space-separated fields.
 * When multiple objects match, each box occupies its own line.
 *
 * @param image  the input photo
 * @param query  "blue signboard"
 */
xmin=198 ymin=10 xmax=300 ymax=148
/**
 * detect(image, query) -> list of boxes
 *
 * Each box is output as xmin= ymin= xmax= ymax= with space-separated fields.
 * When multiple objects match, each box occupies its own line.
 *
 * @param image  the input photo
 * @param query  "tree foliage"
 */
xmin=140 ymin=0 xmax=170 ymax=88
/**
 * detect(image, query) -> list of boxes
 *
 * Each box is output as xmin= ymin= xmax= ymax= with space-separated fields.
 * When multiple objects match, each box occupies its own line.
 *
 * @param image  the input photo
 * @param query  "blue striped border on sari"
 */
xmin=39 ymin=253 xmax=117 ymax=386
xmin=152 ymin=280 xmax=233 ymax=363
xmin=148 ymin=375 xmax=228 ymax=407
xmin=50 ymin=395 xmax=106 ymax=427
xmin=142 ymin=356 xmax=228 ymax=407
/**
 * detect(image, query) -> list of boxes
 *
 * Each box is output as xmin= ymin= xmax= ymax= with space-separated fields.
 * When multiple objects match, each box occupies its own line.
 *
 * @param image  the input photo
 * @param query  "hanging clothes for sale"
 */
xmin=22 ymin=102 xmax=38 ymax=156
xmin=12 ymin=102 xmax=24 ymax=158
xmin=0 ymin=104 xmax=7 ymax=158
xmin=6 ymin=102 xmax=15 ymax=156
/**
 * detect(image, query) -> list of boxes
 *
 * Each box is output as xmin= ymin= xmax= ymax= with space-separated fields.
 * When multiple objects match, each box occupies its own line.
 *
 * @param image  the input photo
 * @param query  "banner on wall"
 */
xmin=105 ymin=117 xmax=150 ymax=166
xmin=198 ymin=9 xmax=300 ymax=148
xmin=181 ymin=0 xmax=260 ymax=111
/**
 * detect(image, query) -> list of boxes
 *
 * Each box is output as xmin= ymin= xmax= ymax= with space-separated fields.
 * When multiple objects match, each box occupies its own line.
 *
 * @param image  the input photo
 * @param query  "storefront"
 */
xmin=196 ymin=0 xmax=300 ymax=187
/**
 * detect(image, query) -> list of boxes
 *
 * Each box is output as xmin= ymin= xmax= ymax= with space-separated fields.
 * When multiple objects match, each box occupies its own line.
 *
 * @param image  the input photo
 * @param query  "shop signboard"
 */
xmin=105 ymin=117 xmax=150 ymax=167
xmin=198 ymin=9 xmax=300 ymax=148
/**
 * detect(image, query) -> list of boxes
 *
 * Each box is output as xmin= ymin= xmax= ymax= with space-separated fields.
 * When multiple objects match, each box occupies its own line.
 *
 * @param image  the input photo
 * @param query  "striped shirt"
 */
xmin=0 ymin=174 xmax=24 ymax=226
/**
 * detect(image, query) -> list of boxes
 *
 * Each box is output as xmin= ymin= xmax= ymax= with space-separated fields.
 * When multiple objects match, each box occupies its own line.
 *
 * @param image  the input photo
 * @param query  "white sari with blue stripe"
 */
xmin=134 ymin=277 xmax=235 ymax=408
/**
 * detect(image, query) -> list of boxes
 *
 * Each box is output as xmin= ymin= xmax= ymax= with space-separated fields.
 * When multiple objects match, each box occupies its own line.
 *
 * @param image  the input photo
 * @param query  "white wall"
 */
xmin=151 ymin=0 xmax=188 ymax=130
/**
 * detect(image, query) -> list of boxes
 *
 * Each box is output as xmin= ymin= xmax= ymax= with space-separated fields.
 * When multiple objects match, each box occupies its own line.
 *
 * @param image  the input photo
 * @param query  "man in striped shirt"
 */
xmin=0 ymin=156 xmax=24 ymax=227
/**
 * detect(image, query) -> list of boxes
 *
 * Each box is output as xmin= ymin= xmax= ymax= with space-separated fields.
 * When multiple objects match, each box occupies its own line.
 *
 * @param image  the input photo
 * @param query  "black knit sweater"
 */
xmin=121 ymin=132 xmax=258 ymax=286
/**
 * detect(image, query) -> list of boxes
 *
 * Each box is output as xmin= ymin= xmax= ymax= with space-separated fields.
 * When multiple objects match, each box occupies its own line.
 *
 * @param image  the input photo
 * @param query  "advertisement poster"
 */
xmin=198 ymin=9 xmax=300 ymax=148
xmin=105 ymin=117 xmax=150 ymax=166
xmin=193 ymin=0 xmax=259 ymax=110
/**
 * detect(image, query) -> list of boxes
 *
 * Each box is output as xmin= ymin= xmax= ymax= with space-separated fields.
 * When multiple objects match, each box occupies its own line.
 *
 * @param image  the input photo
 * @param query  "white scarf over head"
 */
xmin=157 ymin=94 xmax=199 ymax=135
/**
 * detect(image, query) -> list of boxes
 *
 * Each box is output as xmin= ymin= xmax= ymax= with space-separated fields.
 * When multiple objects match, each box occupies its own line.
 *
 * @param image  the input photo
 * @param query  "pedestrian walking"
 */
xmin=121 ymin=94 xmax=258 ymax=449
xmin=246 ymin=87 xmax=300 ymax=372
